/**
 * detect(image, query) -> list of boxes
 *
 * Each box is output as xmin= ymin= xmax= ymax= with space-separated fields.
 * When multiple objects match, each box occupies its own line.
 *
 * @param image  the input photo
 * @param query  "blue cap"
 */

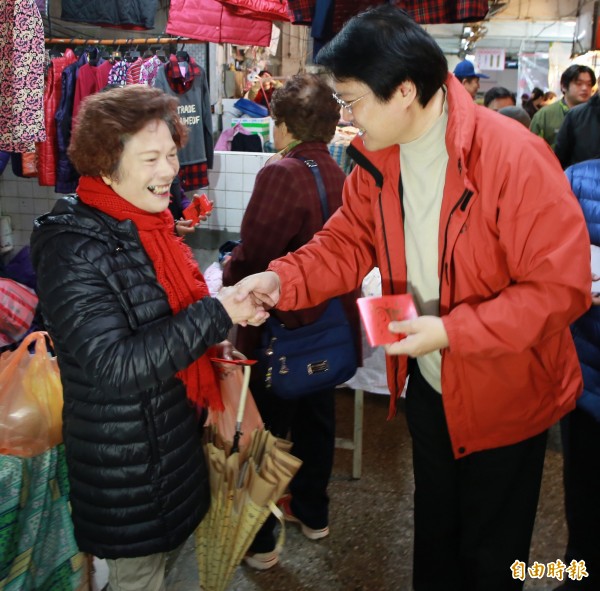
xmin=453 ymin=60 xmax=489 ymax=79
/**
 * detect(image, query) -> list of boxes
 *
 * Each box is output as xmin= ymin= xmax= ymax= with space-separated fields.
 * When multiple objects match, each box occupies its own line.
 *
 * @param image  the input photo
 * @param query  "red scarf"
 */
xmin=77 ymin=176 xmax=222 ymax=411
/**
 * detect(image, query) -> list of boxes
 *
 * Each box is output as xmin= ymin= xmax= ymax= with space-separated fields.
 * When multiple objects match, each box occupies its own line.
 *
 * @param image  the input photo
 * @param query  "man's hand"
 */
xmin=234 ymin=271 xmax=281 ymax=309
xmin=216 ymin=286 xmax=269 ymax=326
xmin=383 ymin=316 xmax=449 ymax=357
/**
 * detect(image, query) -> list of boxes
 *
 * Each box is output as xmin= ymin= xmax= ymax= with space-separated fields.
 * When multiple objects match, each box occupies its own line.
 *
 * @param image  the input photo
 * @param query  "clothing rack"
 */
xmin=43 ymin=37 xmax=200 ymax=45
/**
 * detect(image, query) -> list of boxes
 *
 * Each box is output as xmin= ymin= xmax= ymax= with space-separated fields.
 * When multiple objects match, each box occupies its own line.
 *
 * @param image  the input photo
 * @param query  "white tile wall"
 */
xmin=0 ymin=150 xmax=271 ymax=257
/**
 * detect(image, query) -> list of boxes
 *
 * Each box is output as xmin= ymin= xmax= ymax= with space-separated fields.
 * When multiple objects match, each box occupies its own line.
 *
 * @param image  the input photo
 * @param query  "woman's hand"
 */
xmin=233 ymin=271 xmax=281 ymax=309
xmin=175 ymin=219 xmax=197 ymax=237
xmin=216 ymin=286 xmax=269 ymax=326
xmin=383 ymin=316 xmax=449 ymax=357
xmin=592 ymin=273 xmax=600 ymax=306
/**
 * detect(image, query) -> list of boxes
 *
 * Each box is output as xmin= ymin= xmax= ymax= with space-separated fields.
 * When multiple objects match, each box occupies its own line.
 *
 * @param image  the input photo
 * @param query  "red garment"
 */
xmin=269 ymin=74 xmax=591 ymax=458
xmin=166 ymin=0 xmax=272 ymax=47
xmin=125 ymin=57 xmax=144 ymax=85
xmin=76 ymin=176 xmax=222 ymax=411
xmin=36 ymin=49 xmax=77 ymax=186
xmin=216 ymin=0 xmax=291 ymax=21
xmin=72 ymin=60 xmax=112 ymax=124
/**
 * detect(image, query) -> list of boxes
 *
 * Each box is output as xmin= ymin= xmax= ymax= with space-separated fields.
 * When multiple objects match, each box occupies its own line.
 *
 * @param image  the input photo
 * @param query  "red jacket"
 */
xmin=36 ymin=50 xmax=77 ymax=185
xmin=270 ymin=74 xmax=592 ymax=458
xmin=166 ymin=0 xmax=272 ymax=47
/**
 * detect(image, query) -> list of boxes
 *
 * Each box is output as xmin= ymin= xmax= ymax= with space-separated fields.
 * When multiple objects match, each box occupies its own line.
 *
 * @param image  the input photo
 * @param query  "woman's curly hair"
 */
xmin=68 ymin=85 xmax=188 ymax=178
xmin=270 ymin=74 xmax=340 ymax=143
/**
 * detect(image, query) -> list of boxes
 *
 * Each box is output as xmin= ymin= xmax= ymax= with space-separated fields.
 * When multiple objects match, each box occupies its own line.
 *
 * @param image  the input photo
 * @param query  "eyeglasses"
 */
xmin=332 ymin=91 xmax=370 ymax=114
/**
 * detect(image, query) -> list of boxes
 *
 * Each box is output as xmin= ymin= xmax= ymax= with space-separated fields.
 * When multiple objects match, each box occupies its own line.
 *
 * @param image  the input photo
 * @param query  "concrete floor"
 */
xmin=163 ymin=388 xmax=568 ymax=591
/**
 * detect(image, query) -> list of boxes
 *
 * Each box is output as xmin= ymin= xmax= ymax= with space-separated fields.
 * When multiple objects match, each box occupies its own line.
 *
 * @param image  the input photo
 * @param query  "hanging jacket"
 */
xmin=166 ymin=0 xmax=272 ymax=47
xmin=36 ymin=50 xmax=77 ymax=186
xmin=54 ymin=52 xmax=88 ymax=194
xmin=216 ymin=0 xmax=291 ymax=21
xmin=60 ymin=0 xmax=158 ymax=29
xmin=269 ymin=74 xmax=591 ymax=459
xmin=154 ymin=57 xmax=214 ymax=167
xmin=0 ymin=0 xmax=46 ymax=152
xmin=565 ymin=159 xmax=600 ymax=422
xmin=30 ymin=196 xmax=232 ymax=558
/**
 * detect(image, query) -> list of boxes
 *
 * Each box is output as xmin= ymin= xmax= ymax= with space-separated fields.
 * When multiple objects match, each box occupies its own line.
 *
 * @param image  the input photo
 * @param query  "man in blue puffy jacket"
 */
xmin=557 ymin=159 xmax=600 ymax=590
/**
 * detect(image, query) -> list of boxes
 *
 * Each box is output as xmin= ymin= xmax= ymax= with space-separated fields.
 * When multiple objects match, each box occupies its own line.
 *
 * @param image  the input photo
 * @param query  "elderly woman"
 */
xmin=30 ymin=85 xmax=265 ymax=591
xmin=222 ymin=73 xmax=359 ymax=570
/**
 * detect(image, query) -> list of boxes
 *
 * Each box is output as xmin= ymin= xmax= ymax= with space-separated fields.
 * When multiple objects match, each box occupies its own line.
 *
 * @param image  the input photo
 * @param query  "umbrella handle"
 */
xmin=231 ymin=365 xmax=252 ymax=454
xmin=235 ymin=365 xmax=252 ymax=428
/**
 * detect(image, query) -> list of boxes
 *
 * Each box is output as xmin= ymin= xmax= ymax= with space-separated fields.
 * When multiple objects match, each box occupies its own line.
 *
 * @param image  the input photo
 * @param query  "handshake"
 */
xmin=215 ymin=271 xmax=281 ymax=327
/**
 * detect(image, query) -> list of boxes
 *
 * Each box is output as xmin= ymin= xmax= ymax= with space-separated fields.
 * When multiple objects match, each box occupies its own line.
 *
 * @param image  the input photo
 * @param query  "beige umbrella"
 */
xmin=196 ymin=363 xmax=302 ymax=591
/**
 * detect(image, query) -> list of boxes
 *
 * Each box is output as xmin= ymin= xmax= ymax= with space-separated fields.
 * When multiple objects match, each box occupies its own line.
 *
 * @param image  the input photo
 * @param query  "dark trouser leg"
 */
xmin=405 ymin=362 xmax=547 ymax=591
xmin=558 ymin=408 xmax=600 ymax=590
xmin=288 ymin=388 xmax=335 ymax=529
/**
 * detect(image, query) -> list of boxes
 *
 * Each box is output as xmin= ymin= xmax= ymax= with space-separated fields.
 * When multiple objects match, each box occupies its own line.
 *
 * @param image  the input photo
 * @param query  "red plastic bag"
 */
xmin=0 ymin=331 xmax=63 ymax=457
xmin=205 ymin=350 xmax=263 ymax=452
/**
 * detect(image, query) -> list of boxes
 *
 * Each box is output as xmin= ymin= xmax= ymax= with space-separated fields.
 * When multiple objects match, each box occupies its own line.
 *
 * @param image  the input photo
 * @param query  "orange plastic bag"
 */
xmin=0 ymin=331 xmax=63 ymax=457
xmin=205 ymin=350 xmax=263 ymax=452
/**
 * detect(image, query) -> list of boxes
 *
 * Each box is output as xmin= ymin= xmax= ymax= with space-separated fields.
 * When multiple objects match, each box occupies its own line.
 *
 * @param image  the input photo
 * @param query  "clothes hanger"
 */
xmin=176 ymin=43 xmax=189 ymax=62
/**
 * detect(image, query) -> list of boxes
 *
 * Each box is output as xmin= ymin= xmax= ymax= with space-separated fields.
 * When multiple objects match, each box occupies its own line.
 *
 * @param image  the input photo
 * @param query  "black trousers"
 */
xmin=405 ymin=362 xmax=548 ymax=591
xmin=248 ymin=378 xmax=335 ymax=553
xmin=557 ymin=407 xmax=600 ymax=590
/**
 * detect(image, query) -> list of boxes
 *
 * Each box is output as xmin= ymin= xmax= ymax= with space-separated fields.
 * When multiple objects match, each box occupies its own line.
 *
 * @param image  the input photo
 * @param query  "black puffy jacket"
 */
xmin=30 ymin=195 xmax=232 ymax=559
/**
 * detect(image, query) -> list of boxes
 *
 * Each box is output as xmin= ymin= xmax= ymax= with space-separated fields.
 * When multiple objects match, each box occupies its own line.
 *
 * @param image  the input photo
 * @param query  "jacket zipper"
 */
xmin=440 ymin=189 xmax=473 ymax=287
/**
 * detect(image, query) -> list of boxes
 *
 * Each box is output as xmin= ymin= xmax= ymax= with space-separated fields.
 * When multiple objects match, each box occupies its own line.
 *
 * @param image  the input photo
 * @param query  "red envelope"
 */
xmin=182 ymin=194 xmax=213 ymax=225
xmin=357 ymin=294 xmax=418 ymax=346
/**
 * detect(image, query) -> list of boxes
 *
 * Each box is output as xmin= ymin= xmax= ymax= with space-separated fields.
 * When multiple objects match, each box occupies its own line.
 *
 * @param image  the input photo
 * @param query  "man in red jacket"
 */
xmin=234 ymin=6 xmax=591 ymax=591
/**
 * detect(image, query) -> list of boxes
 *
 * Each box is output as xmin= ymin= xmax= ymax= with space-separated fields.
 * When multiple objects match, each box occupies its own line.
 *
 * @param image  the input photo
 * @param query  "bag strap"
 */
xmin=294 ymin=157 xmax=330 ymax=222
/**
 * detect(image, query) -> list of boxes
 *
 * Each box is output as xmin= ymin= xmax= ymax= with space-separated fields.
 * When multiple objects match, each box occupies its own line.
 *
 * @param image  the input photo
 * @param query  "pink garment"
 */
xmin=0 ymin=0 xmax=46 ymax=151
xmin=214 ymin=122 xmax=252 ymax=151
xmin=139 ymin=56 xmax=163 ymax=86
xmin=167 ymin=0 xmax=272 ymax=47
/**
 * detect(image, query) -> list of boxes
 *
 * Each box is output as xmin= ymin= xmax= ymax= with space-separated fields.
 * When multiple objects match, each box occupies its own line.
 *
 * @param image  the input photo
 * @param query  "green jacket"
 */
xmin=529 ymin=98 xmax=569 ymax=149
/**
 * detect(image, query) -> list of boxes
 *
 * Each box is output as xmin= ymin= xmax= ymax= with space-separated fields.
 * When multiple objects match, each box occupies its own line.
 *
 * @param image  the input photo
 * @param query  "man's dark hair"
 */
xmin=483 ymin=86 xmax=516 ymax=108
xmin=530 ymin=87 xmax=544 ymax=101
xmin=560 ymin=65 xmax=596 ymax=91
xmin=315 ymin=5 xmax=448 ymax=108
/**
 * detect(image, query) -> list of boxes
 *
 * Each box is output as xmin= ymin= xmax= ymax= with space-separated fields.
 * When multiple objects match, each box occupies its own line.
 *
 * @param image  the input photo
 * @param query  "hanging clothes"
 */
xmin=36 ymin=49 xmax=77 ymax=186
xmin=166 ymin=0 xmax=272 ymax=47
xmin=139 ymin=55 xmax=163 ymax=86
xmin=215 ymin=0 xmax=291 ymax=22
xmin=54 ymin=51 xmax=89 ymax=194
xmin=72 ymin=56 xmax=112 ymax=123
xmin=125 ymin=57 xmax=144 ymax=85
xmin=214 ymin=122 xmax=254 ymax=151
xmin=332 ymin=0 xmax=490 ymax=33
xmin=35 ymin=0 xmax=47 ymax=15
xmin=289 ymin=0 xmax=489 ymax=33
xmin=107 ymin=60 xmax=130 ymax=86
xmin=154 ymin=55 xmax=214 ymax=191
xmin=0 ymin=0 xmax=46 ymax=152
xmin=60 ymin=0 xmax=158 ymax=30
